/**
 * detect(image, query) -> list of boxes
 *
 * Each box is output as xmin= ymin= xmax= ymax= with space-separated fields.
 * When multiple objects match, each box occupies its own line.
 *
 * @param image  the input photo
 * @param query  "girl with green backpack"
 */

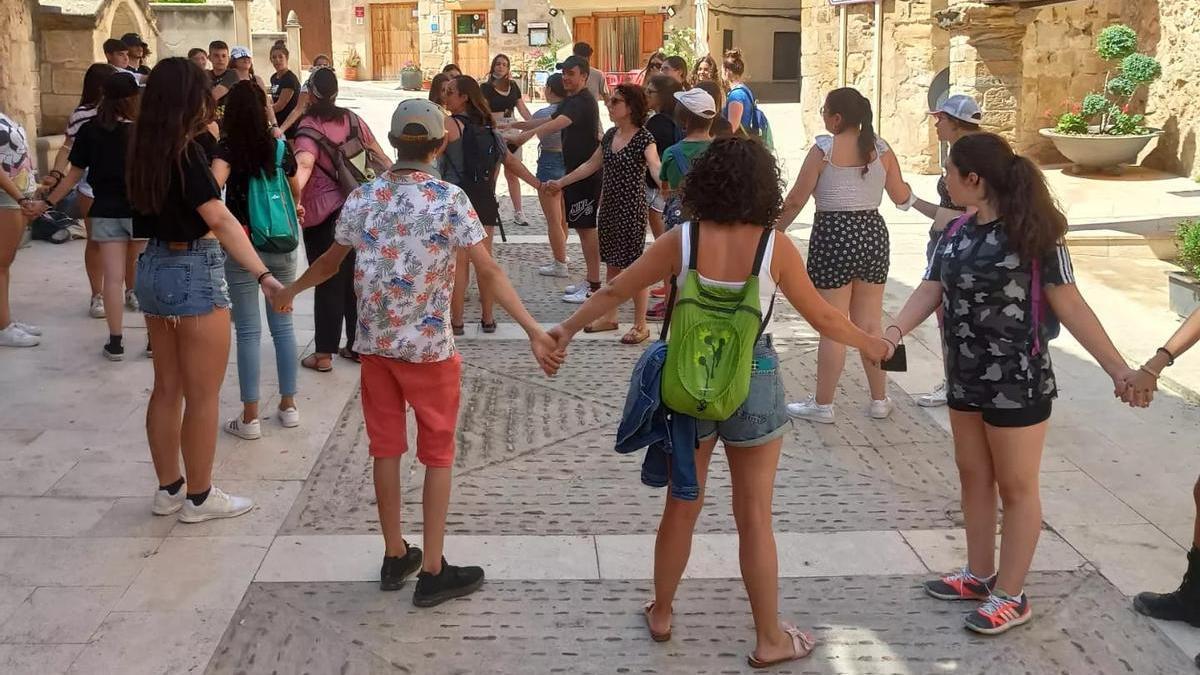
xmin=549 ymin=137 xmax=890 ymax=668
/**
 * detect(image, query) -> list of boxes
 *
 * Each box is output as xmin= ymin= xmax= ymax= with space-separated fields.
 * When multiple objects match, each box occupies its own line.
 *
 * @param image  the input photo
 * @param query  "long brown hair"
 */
xmin=949 ymin=132 xmax=1068 ymax=262
xmin=127 ymin=57 xmax=214 ymax=214
xmin=824 ymin=87 xmax=877 ymax=177
xmin=78 ymin=63 xmax=118 ymax=109
xmin=693 ymin=55 xmax=726 ymax=93
xmin=452 ymin=75 xmax=493 ymax=126
xmin=487 ymin=53 xmax=511 ymax=84
xmin=429 ymin=73 xmax=451 ymax=106
xmin=222 ymin=80 xmax=277 ymax=177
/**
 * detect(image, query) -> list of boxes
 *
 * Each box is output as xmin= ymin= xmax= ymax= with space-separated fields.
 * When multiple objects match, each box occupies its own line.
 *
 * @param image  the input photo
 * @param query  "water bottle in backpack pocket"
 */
xmin=246 ymin=138 xmax=300 ymax=253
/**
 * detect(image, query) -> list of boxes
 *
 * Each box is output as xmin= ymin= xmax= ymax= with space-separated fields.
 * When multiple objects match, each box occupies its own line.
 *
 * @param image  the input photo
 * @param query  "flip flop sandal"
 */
xmin=338 ymin=347 xmax=361 ymax=362
xmin=301 ymin=354 xmax=333 ymax=372
xmin=747 ymin=623 xmax=817 ymax=669
xmin=583 ymin=321 xmax=619 ymax=334
xmin=481 ymin=320 xmax=497 ymax=334
xmin=452 ymin=324 xmax=465 ymax=336
xmin=643 ymin=601 xmax=671 ymax=642
xmin=620 ymin=326 xmax=650 ymax=345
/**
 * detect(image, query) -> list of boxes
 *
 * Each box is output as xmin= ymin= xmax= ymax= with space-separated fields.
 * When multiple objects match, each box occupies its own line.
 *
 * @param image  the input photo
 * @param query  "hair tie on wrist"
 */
xmin=257 ymin=271 xmax=273 ymax=284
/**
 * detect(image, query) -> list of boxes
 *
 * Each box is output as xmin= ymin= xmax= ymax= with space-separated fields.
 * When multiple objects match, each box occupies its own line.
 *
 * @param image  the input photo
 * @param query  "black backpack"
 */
xmin=448 ymin=113 xmax=501 ymax=189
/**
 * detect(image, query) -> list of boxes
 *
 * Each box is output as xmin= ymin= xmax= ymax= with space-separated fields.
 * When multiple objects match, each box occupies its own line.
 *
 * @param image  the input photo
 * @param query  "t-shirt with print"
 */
xmin=334 ymin=171 xmax=487 ymax=363
xmin=270 ymin=70 xmax=302 ymax=129
xmin=659 ymin=140 xmax=711 ymax=190
xmin=66 ymin=105 xmax=99 ymax=139
xmin=924 ymin=216 xmax=1075 ymax=410
xmin=68 ymin=120 xmax=134 ymax=218
xmin=553 ymin=89 xmax=601 ymax=171
xmin=294 ymin=111 xmax=381 ymax=227
xmin=0 ymin=113 xmax=34 ymax=197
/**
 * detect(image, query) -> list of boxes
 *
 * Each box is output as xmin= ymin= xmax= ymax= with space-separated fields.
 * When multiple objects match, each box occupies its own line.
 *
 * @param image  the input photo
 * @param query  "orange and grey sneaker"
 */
xmin=965 ymin=592 xmax=1032 ymax=635
xmin=923 ymin=567 xmax=996 ymax=601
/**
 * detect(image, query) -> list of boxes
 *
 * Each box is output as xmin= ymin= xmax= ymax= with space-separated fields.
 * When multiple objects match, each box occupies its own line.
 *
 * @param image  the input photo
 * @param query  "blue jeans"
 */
xmin=226 ymin=251 xmax=298 ymax=403
xmin=135 ymin=239 xmax=230 ymax=318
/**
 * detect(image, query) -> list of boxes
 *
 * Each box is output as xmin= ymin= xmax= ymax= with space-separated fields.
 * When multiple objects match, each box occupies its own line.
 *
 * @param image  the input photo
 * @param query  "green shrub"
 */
xmin=1120 ymin=53 xmax=1163 ymax=84
xmin=1108 ymin=112 xmax=1147 ymax=136
xmin=1106 ymin=76 xmax=1137 ymax=99
xmin=1096 ymin=25 xmax=1137 ymax=60
xmin=661 ymin=28 xmax=697 ymax=65
xmin=1055 ymin=112 xmax=1088 ymax=134
xmin=1178 ymin=219 xmax=1200 ymax=278
xmin=1081 ymin=93 xmax=1111 ymax=118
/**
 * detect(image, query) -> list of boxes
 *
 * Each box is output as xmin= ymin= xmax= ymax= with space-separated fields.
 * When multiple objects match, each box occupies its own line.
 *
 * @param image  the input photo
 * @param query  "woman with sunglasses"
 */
xmin=639 ymin=51 xmax=665 ymax=85
xmin=482 ymin=54 xmax=533 ymax=228
xmin=545 ymin=84 xmax=662 ymax=345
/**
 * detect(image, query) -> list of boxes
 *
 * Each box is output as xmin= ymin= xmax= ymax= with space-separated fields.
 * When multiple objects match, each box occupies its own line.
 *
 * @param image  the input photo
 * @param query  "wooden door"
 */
xmin=453 ymin=11 xmax=490 ymax=80
xmin=639 ymin=14 xmax=664 ymax=65
xmin=371 ymin=3 xmax=419 ymax=80
xmin=572 ymin=16 xmax=596 ymax=56
xmin=279 ymin=0 xmax=332 ymax=67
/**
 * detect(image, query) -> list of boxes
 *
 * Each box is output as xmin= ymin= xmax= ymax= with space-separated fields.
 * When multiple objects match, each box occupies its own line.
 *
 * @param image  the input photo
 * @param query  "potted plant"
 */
xmin=400 ymin=60 xmax=423 ymax=91
xmin=1040 ymin=24 xmax=1164 ymax=172
xmin=343 ymin=47 xmax=362 ymax=81
xmin=1170 ymin=219 xmax=1200 ymax=317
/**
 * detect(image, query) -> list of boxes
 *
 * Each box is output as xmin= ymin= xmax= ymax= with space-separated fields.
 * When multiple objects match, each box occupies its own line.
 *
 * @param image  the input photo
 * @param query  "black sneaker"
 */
xmin=412 ymin=557 xmax=485 ymax=607
xmin=103 ymin=342 xmax=125 ymax=361
xmin=380 ymin=540 xmax=423 ymax=591
xmin=1134 ymin=547 xmax=1200 ymax=626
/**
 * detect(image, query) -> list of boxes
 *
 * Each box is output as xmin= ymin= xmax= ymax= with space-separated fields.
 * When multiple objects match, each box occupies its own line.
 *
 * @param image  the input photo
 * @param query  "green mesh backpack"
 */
xmin=660 ymin=222 xmax=775 ymax=421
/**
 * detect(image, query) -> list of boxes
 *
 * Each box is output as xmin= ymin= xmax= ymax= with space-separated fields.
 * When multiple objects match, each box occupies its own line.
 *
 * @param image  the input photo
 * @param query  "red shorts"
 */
xmin=359 ymin=353 xmax=461 ymax=467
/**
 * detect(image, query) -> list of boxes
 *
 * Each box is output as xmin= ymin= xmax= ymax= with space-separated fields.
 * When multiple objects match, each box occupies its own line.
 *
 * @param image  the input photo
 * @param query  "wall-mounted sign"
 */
xmin=354 ymin=6 xmax=364 ymax=18
xmin=528 ymin=21 xmax=549 ymax=47
xmin=502 ymin=9 xmax=518 ymax=34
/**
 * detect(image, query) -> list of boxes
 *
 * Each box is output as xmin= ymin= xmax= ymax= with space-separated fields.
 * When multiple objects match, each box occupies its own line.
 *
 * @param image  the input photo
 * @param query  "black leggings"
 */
xmin=303 ymin=211 xmax=357 ymax=354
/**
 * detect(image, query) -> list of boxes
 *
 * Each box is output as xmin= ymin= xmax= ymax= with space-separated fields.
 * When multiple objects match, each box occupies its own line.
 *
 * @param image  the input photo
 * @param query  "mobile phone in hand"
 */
xmin=880 ymin=343 xmax=907 ymax=372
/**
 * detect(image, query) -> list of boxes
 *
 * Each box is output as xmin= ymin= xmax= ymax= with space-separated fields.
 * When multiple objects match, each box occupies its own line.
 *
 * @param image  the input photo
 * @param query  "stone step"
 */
xmin=1066 ymin=228 xmax=1177 ymax=260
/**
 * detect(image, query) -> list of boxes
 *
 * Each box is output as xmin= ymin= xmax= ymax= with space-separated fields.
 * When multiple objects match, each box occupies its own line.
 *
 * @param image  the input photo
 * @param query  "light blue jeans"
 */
xmin=226 ymin=251 xmax=298 ymax=404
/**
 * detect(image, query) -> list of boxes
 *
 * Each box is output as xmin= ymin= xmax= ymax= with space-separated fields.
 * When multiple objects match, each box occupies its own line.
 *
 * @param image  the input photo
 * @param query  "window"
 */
xmin=772 ymin=32 xmax=800 ymax=81
xmin=722 ymin=30 xmax=733 ymax=53
xmin=456 ymin=13 xmax=486 ymax=36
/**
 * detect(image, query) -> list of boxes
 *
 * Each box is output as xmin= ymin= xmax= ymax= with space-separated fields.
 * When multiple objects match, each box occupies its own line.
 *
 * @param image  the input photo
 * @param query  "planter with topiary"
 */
xmin=400 ymin=61 xmax=423 ymax=90
xmin=1169 ymin=219 xmax=1200 ymax=317
xmin=1040 ymin=24 xmax=1163 ymax=172
xmin=343 ymin=47 xmax=362 ymax=81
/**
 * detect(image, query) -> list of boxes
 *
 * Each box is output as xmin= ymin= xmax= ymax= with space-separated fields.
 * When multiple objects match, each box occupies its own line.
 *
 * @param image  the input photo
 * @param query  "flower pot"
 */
xmin=1039 ymin=127 xmax=1163 ymax=171
xmin=400 ymin=69 xmax=423 ymax=91
xmin=343 ymin=66 xmax=359 ymax=81
xmin=1169 ymin=271 xmax=1200 ymax=318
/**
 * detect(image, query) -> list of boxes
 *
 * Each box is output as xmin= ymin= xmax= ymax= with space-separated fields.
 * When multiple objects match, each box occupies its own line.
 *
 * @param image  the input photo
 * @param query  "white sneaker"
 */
xmin=538 ymin=260 xmax=570 ymax=278
xmin=787 ymin=395 xmax=835 ymax=424
xmin=0 ymin=324 xmax=39 ymax=348
xmin=125 ymin=289 xmax=140 ymax=312
xmin=564 ymin=279 xmax=589 ymax=294
xmin=561 ymin=285 xmax=592 ymax=304
xmin=178 ymin=486 xmax=255 ymax=523
xmin=278 ymin=407 xmax=300 ymax=428
xmin=513 ymin=211 xmax=530 ymax=226
xmin=869 ymin=397 xmax=894 ymax=419
xmin=224 ymin=417 xmax=262 ymax=440
xmin=89 ymin=293 xmax=105 ymax=319
xmin=152 ymin=484 xmax=186 ymax=516
xmin=916 ymin=382 xmax=948 ymax=408
xmin=11 ymin=321 xmax=41 ymax=336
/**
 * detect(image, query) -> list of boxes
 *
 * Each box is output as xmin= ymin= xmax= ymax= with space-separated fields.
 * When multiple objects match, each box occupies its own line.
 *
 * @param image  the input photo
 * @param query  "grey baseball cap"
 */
xmin=930 ymin=94 xmax=982 ymax=124
xmin=390 ymin=98 xmax=447 ymax=141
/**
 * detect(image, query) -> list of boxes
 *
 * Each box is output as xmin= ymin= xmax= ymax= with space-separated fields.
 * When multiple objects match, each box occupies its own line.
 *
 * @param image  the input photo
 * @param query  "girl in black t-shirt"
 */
xmin=482 ymin=54 xmax=533 ymax=227
xmin=268 ymin=42 xmax=301 ymax=138
xmin=888 ymin=133 xmax=1133 ymax=636
xmin=126 ymin=57 xmax=284 ymax=524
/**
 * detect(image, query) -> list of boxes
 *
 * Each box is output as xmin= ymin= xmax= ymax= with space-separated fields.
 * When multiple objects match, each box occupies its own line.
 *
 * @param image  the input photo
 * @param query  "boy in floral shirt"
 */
xmin=276 ymin=99 xmax=561 ymax=605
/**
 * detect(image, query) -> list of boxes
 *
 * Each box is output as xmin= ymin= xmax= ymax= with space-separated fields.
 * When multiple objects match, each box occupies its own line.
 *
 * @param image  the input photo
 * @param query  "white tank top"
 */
xmin=679 ymin=225 xmax=778 ymax=331
xmin=811 ymin=134 xmax=891 ymax=212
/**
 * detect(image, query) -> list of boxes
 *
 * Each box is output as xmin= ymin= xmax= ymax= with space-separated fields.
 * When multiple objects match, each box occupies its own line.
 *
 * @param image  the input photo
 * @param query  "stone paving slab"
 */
xmin=206 ymin=571 xmax=1191 ymax=674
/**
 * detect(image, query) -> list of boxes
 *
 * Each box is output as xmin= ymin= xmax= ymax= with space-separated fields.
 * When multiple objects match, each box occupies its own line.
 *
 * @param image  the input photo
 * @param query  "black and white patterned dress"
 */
xmin=598 ymin=126 xmax=654 ymax=269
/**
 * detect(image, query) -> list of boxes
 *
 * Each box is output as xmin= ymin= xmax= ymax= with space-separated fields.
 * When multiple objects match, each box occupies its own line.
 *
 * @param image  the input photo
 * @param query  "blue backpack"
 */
xmin=731 ymin=84 xmax=773 ymax=151
xmin=247 ymin=138 xmax=300 ymax=253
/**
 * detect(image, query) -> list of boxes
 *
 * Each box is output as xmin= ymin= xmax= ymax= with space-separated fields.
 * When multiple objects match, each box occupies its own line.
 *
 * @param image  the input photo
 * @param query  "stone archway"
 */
xmin=109 ymin=1 xmax=139 ymax=37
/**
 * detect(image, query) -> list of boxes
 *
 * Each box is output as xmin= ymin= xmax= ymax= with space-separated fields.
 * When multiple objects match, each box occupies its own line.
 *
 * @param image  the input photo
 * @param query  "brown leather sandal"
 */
xmin=583 ymin=321 xmax=619 ymax=334
xmin=643 ymin=601 xmax=671 ymax=642
xmin=747 ymin=623 xmax=817 ymax=668
xmin=301 ymin=353 xmax=333 ymax=372
xmin=620 ymin=326 xmax=650 ymax=345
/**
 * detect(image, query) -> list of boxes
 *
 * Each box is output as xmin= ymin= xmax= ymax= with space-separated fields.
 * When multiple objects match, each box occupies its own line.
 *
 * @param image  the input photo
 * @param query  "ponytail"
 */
xmin=949 ymin=133 xmax=1067 ymax=262
xmin=856 ymin=99 xmax=876 ymax=177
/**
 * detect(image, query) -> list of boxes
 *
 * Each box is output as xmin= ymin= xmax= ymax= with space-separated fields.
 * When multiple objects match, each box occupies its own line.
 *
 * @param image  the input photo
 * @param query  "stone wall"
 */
xmin=1136 ymin=0 xmax=1200 ymax=178
xmin=0 ymin=0 xmax=40 ymax=139
xmin=152 ymin=2 xmax=235 ymax=59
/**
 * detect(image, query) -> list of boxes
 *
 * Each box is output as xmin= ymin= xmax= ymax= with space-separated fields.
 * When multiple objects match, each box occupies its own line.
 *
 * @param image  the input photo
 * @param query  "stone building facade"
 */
xmin=799 ymin=0 xmax=1200 ymax=177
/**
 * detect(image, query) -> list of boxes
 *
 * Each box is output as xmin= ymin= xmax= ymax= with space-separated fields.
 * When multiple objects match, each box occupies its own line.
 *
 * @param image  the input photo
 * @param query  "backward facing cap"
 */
xmin=674 ymin=88 xmax=716 ymax=119
xmin=103 ymin=70 xmax=142 ymax=98
xmin=120 ymin=33 xmax=147 ymax=48
xmin=931 ymin=94 xmax=982 ymax=124
xmin=390 ymin=98 xmax=447 ymax=141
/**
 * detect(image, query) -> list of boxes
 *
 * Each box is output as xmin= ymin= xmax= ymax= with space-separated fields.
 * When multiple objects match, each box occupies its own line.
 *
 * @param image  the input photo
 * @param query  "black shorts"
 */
xmin=564 ymin=175 xmax=601 ymax=230
xmin=948 ymin=400 xmax=1053 ymax=428
xmin=807 ymin=209 xmax=889 ymax=289
xmin=461 ymin=184 xmax=500 ymax=229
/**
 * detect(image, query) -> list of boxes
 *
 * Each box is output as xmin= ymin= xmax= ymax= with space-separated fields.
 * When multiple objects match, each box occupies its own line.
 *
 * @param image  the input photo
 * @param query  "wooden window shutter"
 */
xmin=640 ymin=13 xmax=664 ymax=62
xmin=573 ymin=16 xmax=596 ymax=53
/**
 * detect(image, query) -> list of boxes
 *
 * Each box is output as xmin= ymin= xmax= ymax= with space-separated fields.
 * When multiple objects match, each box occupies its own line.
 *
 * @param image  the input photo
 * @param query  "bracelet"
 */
xmin=49 ymin=170 xmax=64 ymax=180
xmin=884 ymin=325 xmax=903 ymax=340
xmin=1156 ymin=347 xmax=1176 ymax=366
xmin=256 ymin=271 xmax=273 ymax=284
xmin=1139 ymin=364 xmax=1162 ymax=378
xmin=882 ymin=336 xmax=897 ymax=349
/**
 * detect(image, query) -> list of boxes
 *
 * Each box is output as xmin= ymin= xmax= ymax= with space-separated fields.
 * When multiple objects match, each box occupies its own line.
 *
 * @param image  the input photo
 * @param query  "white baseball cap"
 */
xmin=930 ymin=94 xmax=982 ymax=124
xmin=230 ymin=46 xmax=252 ymax=61
xmin=674 ymin=88 xmax=716 ymax=119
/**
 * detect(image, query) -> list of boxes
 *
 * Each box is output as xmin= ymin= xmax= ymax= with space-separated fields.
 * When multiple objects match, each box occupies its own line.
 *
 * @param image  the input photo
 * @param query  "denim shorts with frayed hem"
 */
xmin=135 ymin=238 xmax=231 ymax=318
xmin=696 ymin=336 xmax=791 ymax=447
xmin=90 ymin=217 xmax=141 ymax=242
xmin=536 ymin=150 xmax=565 ymax=183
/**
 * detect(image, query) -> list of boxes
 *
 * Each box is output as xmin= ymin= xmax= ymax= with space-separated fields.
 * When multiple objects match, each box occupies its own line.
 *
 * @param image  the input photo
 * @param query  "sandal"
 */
xmin=481 ymin=320 xmax=497 ymax=334
xmin=643 ymin=601 xmax=671 ymax=642
xmin=452 ymin=323 xmax=465 ymax=336
xmin=583 ymin=321 xmax=619 ymax=334
xmin=620 ymin=326 xmax=650 ymax=345
xmin=338 ymin=347 xmax=360 ymax=362
xmin=301 ymin=353 xmax=333 ymax=372
xmin=747 ymin=623 xmax=817 ymax=669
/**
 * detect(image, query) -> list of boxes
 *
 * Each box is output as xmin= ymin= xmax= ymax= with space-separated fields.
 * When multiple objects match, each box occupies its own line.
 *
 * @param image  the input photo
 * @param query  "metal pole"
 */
xmin=873 ymin=0 xmax=882 ymax=131
xmin=838 ymin=5 xmax=847 ymax=87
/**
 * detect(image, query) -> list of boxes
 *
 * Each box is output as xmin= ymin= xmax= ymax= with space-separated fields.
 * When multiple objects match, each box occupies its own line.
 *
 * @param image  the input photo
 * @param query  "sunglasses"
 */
xmin=648 ymin=62 xmax=663 ymax=69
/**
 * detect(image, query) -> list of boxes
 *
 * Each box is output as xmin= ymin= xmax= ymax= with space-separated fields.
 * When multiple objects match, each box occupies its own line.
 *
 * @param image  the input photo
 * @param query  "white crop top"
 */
xmin=679 ymin=224 xmax=778 ymax=331
xmin=811 ymin=134 xmax=891 ymax=212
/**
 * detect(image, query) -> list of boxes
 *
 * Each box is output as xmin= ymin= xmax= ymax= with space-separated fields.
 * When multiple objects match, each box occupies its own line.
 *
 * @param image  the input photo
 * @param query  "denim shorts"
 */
xmin=536 ymin=150 xmax=565 ymax=183
xmin=645 ymin=186 xmax=666 ymax=213
xmin=135 ymin=238 xmax=231 ymax=318
xmin=697 ymin=335 xmax=791 ymax=447
xmin=90 ymin=217 xmax=137 ymax=242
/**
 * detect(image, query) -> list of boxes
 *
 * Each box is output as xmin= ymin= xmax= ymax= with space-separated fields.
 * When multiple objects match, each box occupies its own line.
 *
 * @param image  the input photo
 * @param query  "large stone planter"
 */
xmin=1169 ymin=271 xmax=1200 ymax=318
xmin=1039 ymin=127 xmax=1163 ymax=171
xmin=400 ymin=69 xmax=423 ymax=91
